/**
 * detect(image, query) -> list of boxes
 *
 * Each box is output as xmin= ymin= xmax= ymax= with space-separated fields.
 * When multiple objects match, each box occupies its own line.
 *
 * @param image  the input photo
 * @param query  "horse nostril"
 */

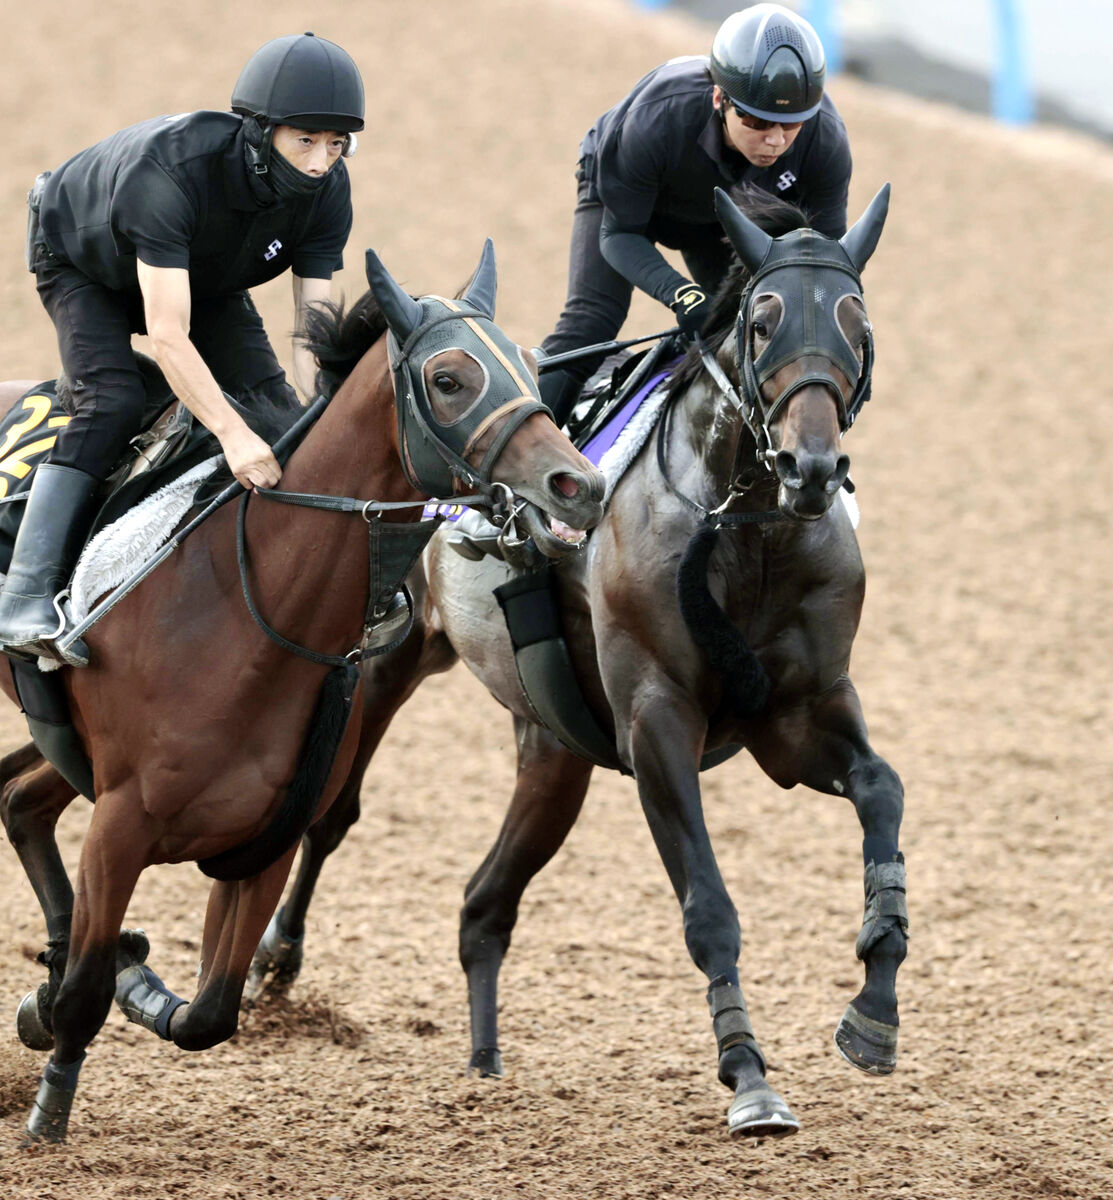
xmin=551 ymin=472 xmax=581 ymax=500
xmin=774 ymin=450 xmax=803 ymax=489
xmin=826 ymin=454 xmax=851 ymax=494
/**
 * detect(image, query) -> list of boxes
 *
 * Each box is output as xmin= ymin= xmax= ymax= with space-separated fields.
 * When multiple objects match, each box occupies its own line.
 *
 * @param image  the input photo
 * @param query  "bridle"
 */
xmin=663 ymin=229 xmax=875 ymax=528
xmin=384 ymin=295 xmax=550 ymax=500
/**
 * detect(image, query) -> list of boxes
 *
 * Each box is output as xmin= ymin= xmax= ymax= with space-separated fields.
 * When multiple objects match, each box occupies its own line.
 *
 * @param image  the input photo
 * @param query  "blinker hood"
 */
xmin=713 ymin=185 xmax=890 ymax=430
xmin=364 ymin=241 xmax=548 ymax=497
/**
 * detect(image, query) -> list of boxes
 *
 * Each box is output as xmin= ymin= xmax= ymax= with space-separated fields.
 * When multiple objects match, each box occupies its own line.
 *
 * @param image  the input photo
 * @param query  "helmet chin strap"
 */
xmin=242 ymin=116 xmax=275 ymax=176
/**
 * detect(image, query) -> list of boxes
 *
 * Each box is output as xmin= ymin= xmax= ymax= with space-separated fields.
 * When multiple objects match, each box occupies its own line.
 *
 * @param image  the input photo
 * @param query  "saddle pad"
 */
xmin=584 ymin=368 xmax=675 ymax=504
xmin=67 ymin=456 xmax=221 ymax=625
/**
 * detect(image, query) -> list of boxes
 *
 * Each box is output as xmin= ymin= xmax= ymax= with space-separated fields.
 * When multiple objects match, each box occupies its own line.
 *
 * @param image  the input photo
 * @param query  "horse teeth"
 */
xmin=550 ymin=519 xmax=586 ymax=544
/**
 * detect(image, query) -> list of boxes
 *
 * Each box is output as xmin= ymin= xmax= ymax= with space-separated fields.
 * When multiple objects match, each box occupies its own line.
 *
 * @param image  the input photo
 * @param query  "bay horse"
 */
xmin=241 ymin=185 xmax=908 ymax=1138
xmin=0 ymin=240 xmax=605 ymax=1143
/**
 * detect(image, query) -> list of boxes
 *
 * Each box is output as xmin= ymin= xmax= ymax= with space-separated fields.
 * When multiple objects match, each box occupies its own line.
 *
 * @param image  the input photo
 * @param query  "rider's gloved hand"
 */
xmin=671 ymin=282 xmax=709 ymax=342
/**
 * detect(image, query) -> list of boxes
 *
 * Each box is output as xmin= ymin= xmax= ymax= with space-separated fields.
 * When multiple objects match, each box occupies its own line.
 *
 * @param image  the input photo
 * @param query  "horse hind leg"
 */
xmin=459 ymin=719 xmax=593 ymax=1078
xmin=27 ymin=794 xmax=147 ymax=1143
xmin=246 ymin=606 xmax=453 ymax=1001
xmin=0 ymin=750 xmax=81 ymax=1052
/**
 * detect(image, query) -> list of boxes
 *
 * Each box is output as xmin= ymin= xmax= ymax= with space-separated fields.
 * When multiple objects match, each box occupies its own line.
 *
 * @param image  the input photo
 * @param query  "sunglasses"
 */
xmin=731 ymin=105 xmax=804 ymax=133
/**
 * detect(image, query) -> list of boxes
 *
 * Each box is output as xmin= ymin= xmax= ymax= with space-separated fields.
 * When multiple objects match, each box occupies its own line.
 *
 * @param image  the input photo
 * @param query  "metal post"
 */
xmin=802 ymin=0 xmax=842 ymax=74
xmin=992 ymin=0 xmax=1033 ymax=125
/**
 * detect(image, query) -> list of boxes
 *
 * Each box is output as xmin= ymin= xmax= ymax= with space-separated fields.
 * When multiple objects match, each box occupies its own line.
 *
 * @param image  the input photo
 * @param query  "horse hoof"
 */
xmin=244 ymin=910 xmax=304 ymax=1002
xmin=834 ymin=1003 xmax=898 ymax=1075
xmin=16 ymin=984 xmax=54 ymax=1051
xmin=468 ymin=1047 xmax=504 ymax=1078
xmin=727 ymin=1081 xmax=800 ymax=1138
xmin=116 ymin=928 xmax=150 ymax=972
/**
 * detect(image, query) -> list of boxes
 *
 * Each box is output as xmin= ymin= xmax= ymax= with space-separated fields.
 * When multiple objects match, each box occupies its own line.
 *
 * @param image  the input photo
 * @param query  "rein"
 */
xmin=238 ymin=482 xmax=490 ymax=667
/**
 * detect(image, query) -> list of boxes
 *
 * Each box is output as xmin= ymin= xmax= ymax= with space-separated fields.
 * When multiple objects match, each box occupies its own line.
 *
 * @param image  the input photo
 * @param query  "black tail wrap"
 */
xmin=676 ymin=524 xmax=769 ymax=719
xmin=198 ymin=661 xmax=359 ymax=882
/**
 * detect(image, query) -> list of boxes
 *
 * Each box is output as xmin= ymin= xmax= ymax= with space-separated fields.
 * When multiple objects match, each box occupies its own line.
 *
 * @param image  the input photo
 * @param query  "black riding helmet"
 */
xmin=710 ymin=4 xmax=826 ymax=123
xmin=232 ymin=32 xmax=365 ymax=133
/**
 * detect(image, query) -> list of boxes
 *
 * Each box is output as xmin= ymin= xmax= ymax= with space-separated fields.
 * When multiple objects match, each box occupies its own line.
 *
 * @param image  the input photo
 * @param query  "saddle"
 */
xmin=0 ymin=354 xmax=300 ymax=573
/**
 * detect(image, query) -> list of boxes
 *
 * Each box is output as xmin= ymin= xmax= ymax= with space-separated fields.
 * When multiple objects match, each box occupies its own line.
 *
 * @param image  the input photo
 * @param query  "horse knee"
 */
xmin=850 ymin=757 xmax=903 ymax=826
xmin=459 ymin=894 xmax=515 ymax=970
xmin=682 ymin=887 xmax=741 ymax=975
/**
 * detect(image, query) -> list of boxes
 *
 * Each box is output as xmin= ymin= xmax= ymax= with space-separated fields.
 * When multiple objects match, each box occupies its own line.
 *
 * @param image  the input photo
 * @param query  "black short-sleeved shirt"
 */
xmin=38 ymin=111 xmax=352 ymax=299
xmin=582 ymin=56 xmax=851 ymax=240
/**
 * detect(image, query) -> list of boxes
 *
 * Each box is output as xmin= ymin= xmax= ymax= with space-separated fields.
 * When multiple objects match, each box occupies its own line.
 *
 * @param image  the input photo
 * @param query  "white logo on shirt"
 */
xmin=264 ymin=239 xmax=283 ymax=261
xmin=776 ymin=171 xmax=797 ymax=192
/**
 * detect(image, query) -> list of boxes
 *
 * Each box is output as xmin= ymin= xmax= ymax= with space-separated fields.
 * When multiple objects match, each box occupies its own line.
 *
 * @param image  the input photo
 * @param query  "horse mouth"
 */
xmin=777 ymin=485 xmax=832 ymax=521
xmin=518 ymin=503 xmax=588 ymax=557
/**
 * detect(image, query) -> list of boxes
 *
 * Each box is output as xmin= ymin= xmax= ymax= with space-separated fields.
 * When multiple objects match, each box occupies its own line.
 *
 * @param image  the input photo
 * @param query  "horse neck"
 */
xmin=666 ymin=343 xmax=770 ymax=513
xmin=235 ymin=337 xmax=425 ymax=660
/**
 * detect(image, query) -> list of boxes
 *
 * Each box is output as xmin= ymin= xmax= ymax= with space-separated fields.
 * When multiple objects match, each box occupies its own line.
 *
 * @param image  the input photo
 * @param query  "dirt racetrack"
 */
xmin=0 ymin=0 xmax=1111 ymax=1196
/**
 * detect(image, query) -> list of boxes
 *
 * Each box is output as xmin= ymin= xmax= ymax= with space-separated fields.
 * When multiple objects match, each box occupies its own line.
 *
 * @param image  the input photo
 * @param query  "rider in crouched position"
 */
xmin=539 ymin=3 xmax=852 ymax=424
xmin=0 ymin=32 xmax=364 ymax=665
xmin=454 ymin=4 xmax=853 ymax=559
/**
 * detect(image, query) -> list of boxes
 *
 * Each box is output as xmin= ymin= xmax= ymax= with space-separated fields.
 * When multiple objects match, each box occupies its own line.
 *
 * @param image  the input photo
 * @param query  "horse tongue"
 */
xmin=550 ymin=519 xmax=586 ymax=545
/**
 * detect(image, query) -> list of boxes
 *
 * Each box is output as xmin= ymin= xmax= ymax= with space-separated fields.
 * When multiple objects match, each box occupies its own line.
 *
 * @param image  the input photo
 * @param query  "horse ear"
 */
xmin=462 ymin=238 xmax=497 ymax=317
xmin=714 ymin=187 xmax=773 ymax=275
xmin=839 ymin=183 xmax=891 ymax=272
xmin=364 ymin=249 xmax=424 ymax=339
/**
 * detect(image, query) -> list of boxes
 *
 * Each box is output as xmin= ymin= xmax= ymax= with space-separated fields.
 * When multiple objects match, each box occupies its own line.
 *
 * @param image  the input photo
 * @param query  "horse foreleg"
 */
xmin=748 ymin=677 xmax=907 ymax=1075
xmin=246 ymin=615 xmax=451 ymax=1001
xmin=119 ymin=849 xmax=300 ymax=1054
xmin=618 ymin=676 xmax=799 ymax=1138
xmin=27 ymin=792 xmax=148 ymax=1143
xmin=0 ymin=749 xmax=80 ymax=1050
xmin=459 ymin=719 xmax=593 ymax=1078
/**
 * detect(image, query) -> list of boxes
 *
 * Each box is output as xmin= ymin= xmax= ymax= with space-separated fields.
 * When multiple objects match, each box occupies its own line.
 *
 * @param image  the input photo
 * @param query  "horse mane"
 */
xmin=299 ymin=291 xmax=391 ymax=400
xmin=299 ymin=275 xmax=476 ymax=399
xmin=665 ymin=185 xmax=813 ymax=400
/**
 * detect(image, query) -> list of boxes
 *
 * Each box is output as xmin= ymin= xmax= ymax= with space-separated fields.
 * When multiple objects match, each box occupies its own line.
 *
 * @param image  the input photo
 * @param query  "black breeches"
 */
xmin=35 ymin=252 xmax=295 ymax=480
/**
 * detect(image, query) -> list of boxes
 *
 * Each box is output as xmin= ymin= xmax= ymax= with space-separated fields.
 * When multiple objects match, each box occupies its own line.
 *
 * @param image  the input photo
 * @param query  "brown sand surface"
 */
xmin=0 ymin=1 xmax=1111 ymax=1196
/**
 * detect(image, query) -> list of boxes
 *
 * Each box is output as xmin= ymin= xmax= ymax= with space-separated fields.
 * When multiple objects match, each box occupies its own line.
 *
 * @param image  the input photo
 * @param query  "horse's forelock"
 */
xmin=666 ymin=187 xmax=811 ymax=400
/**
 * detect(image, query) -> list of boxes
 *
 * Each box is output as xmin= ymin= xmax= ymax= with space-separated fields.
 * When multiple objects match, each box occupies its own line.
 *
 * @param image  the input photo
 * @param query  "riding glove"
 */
xmin=671 ymin=282 xmax=709 ymax=340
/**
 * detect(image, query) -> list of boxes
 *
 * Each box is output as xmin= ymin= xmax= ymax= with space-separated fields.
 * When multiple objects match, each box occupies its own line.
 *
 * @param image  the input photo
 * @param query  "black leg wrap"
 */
xmin=855 ymin=855 xmax=909 ymax=960
xmin=115 ymin=963 xmax=186 ymax=1040
xmin=707 ymin=976 xmax=765 ymax=1073
xmin=26 ymin=1053 xmax=85 ymax=1142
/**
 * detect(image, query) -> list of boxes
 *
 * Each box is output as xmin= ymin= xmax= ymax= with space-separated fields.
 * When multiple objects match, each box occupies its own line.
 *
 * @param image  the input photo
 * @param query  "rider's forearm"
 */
xmin=291 ymin=338 xmax=318 ymax=403
xmin=599 ymin=216 xmax=690 ymax=308
xmin=145 ymin=323 xmax=250 ymax=439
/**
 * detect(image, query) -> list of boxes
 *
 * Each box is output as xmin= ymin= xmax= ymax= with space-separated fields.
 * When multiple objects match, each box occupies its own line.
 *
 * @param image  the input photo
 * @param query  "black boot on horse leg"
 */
xmin=833 ymin=751 xmax=908 ymax=1073
xmin=0 ymin=463 xmax=98 ymax=662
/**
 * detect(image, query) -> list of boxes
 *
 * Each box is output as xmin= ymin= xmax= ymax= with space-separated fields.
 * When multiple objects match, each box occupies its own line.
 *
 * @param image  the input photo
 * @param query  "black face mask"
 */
xmin=265 ymin=146 xmax=330 ymax=201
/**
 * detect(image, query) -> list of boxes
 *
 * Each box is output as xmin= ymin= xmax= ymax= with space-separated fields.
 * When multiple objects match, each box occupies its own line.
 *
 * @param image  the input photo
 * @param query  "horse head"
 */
xmin=364 ymin=240 xmax=604 ymax=551
xmin=714 ymin=185 xmax=889 ymax=520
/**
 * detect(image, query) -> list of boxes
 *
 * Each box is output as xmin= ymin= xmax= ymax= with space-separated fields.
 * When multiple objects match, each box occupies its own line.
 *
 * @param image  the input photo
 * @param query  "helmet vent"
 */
xmin=766 ymin=24 xmax=804 ymax=53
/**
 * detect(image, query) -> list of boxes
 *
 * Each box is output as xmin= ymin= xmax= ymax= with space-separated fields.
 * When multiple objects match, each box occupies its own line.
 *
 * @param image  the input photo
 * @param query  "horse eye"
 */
xmin=434 ymin=373 xmax=460 ymax=394
xmin=752 ymin=321 xmax=769 ymax=339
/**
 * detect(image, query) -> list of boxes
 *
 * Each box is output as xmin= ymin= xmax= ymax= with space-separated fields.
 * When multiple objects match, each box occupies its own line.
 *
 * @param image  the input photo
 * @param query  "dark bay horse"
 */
xmin=241 ymin=186 xmax=908 ymax=1138
xmin=0 ymin=241 xmax=605 ymax=1143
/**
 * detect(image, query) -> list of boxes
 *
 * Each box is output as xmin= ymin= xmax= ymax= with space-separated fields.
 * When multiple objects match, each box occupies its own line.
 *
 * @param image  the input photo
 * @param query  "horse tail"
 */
xmin=675 ymin=524 xmax=769 ymax=718
xmin=197 ymin=662 xmax=360 ymax=882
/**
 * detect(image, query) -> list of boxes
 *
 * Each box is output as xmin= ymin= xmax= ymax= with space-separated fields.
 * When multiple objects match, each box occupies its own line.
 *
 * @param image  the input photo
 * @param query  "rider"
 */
xmin=538 ymin=3 xmax=852 ymax=427
xmin=0 ymin=32 xmax=364 ymax=665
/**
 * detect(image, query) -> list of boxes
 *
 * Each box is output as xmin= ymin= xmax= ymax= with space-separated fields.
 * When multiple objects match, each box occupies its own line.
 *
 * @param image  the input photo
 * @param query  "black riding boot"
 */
xmin=538 ymin=367 xmax=584 ymax=430
xmin=0 ymin=464 xmax=98 ymax=665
